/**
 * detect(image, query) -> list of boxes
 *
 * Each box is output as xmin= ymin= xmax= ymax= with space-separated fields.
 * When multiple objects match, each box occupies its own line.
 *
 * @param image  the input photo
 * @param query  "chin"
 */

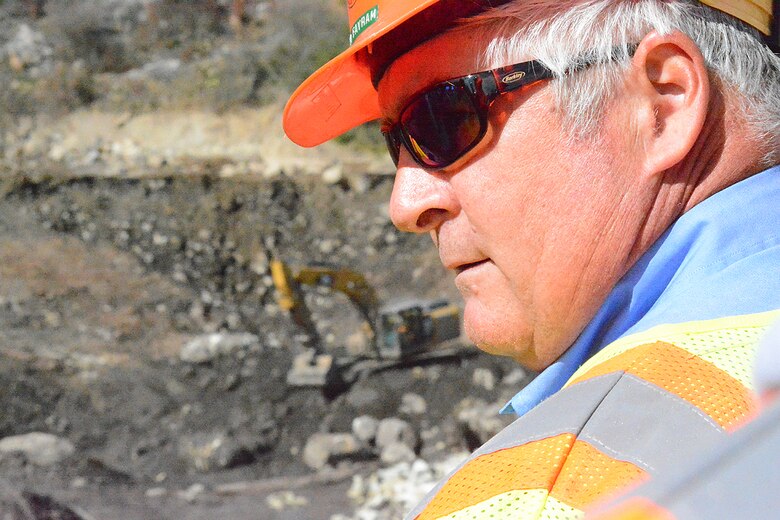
xmin=462 ymin=304 xmax=543 ymax=370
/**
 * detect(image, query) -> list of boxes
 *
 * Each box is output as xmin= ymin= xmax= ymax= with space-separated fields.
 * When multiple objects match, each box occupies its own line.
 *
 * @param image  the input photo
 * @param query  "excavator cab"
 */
xmin=378 ymin=304 xmax=429 ymax=359
xmin=378 ymin=300 xmax=460 ymax=359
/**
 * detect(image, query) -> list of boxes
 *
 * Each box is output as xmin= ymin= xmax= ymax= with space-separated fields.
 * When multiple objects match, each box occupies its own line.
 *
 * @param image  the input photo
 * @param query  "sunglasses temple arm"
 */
xmin=488 ymin=61 xmax=556 ymax=96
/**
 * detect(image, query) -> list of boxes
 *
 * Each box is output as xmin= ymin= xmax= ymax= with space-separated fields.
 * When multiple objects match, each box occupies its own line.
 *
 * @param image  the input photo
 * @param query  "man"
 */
xmin=284 ymin=0 xmax=780 ymax=518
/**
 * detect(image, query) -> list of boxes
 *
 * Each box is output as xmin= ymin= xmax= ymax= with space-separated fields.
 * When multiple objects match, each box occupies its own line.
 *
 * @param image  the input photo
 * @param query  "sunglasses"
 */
xmin=381 ymin=43 xmax=639 ymax=170
xmin=381 ymin=58 xmax=556 ymax=169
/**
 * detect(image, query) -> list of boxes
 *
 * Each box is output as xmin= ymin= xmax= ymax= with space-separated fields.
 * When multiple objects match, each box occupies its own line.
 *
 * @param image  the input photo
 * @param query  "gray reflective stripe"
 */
xmin=597 ymin=400 xmax=780 ymax=519
xmin=577 ymin=373 xmax=726 ymax=474
xmin=472 ymin=372 xmax=624 ymax=456
xmin=404 ymin=373 xmax=623 ymax=519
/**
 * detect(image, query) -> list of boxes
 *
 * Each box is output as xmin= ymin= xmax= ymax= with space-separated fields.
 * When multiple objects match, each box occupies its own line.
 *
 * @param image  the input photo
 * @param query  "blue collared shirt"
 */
xmin=502 ymin=166 xmax=780 ymax=417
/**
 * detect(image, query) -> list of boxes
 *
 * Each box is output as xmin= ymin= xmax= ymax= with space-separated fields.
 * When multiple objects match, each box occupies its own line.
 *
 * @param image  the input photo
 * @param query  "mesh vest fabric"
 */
xmin=406 ymin=311 xmax=779 ymax=520
xmin=588 ymin=393 xmax=780 ymax=519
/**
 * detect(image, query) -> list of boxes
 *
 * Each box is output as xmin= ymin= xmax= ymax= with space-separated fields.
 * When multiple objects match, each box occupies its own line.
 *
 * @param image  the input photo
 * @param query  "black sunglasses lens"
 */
xmin=401 ymin=83 xmax=484 ymax=168
xmin=383 ymin=130 xmax=401 ymax=166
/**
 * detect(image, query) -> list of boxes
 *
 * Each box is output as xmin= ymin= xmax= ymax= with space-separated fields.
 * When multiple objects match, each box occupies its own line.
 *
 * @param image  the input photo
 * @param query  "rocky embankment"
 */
xmin=0 ymin=172 xmax=531 ymax=519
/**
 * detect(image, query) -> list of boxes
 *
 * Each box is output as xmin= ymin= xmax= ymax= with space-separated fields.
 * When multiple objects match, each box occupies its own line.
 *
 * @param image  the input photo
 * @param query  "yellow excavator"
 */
xmin=270 ymin=259 xmax=465 ymax=388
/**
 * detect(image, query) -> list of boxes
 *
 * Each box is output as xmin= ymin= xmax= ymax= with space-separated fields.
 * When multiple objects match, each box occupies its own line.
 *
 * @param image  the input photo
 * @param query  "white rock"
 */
xmin=250 ymin=250 xmax=269 ymax=275
xmin=179 ymin=332 xmax=260 ymax=363
xmin=0 ymin=432 xmax=74 ymax=466
xmin=352 ymin=415 xmax=379 ymax=444
xmin=322 ymin=163 xmax=343 ymax=184
xmin=140 ymin=58 xmax=182 ymax=81
xmin=177 ymin=483 xmax=205 ymax=503
xmin=379 ymin=442 xmax=415 ymax=465
xmin=398 ymin=393 xmax=427 ymax=416
xmin=145 ymin=487 xmax=167 ymax=498
xmin=48 ymin=144 xmax=67 ymax=162
xmin=4 ymin=24 xmax=52 ymax=69
xmin=219 ymin=163 xmax=239 ymax=178
xmin=349 ymin=454 xmax=466 ymax=520
xmin=347 ymin=474 xmax=367 ymax=502
xmin=319 ymin=239 xmax=339 ymax=254
xmin=302 ymin=433 xmax=362 ymax=470
xmin=472 ymin=368 xmax=496 ymax=391
xmin=375 ymin=418 xmax=416 ymax=452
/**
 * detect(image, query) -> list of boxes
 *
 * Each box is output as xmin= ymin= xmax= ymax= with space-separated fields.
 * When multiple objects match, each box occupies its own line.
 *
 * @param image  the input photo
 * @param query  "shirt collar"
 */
xmin=502 ymin=166 xmax=780 ymax=416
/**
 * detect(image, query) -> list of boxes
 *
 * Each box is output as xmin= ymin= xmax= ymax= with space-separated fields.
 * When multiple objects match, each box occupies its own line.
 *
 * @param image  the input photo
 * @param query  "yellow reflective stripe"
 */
xmin=539 ymin=495 xmax=585 ymax=520
xmin=701 ymin=0 xmax=772 ymax=34
xmin=436 ymin=488 xmax=549 ymax=519
xmin=434 ymin=489 xmax=585 ymax=520
xmin=689 ymin=337 xmax=756 ymax=390
xmin=567 ymin=310 xmax=780 ymax=386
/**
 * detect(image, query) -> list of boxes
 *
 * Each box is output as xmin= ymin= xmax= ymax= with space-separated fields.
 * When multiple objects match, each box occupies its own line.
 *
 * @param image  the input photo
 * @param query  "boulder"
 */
xmin=179 ymin=332 xmax=260 ymax=363
xmin=375 ymin=418 xmax=417 ymax=452
xmin=0 ymin=432 xmax=75 ymax=466
xmin=302 ymin=433 xmax=362 ymax=470
xmin=398 ymin=393 xmax=427 ymax=416
xmin=352 ymin=415 xmax=379 ymax=445
xmin=472 ymin=368 xmax=496 ymax=391
xmin=4 ymin=24 xmax=52 ymax=71
xmin=379 ymin=442 xmax=416 ymax=465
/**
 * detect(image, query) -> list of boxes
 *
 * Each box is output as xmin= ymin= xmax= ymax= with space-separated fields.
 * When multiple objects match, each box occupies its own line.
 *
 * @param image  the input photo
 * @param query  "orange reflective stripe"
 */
xmin=551 ymin=440 xmax=648 ymax=511
xmin=590 ymin=496 xmax=676 ymax=520
xmin=569 ymin=342 xmax=756 ymax=429
xmin=415 ymin=434 xmax=575 ymax=520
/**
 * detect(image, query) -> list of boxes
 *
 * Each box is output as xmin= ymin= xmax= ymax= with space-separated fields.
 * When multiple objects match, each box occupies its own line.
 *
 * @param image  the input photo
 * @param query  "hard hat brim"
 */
xmin=283 ymin=0 xmax=443 ymax=148
xmin=283 ymin=0 xmax=512 ymax=148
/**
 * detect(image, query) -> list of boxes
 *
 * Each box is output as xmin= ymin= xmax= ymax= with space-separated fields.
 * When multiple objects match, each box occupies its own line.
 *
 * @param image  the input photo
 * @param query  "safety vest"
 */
xmin=406 ymin=310 xmax=780 ymax=520
xmin=588 ymin=395 xmax=780 ymax=519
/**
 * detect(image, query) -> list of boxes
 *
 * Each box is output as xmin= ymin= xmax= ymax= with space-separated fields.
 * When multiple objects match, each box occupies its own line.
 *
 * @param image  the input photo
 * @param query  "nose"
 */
xmin=389 ymin=153 xmax=460 ymax=233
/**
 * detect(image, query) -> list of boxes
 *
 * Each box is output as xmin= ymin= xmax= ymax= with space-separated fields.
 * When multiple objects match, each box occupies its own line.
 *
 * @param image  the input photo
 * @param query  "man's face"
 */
xmin=378 ymin=25 xmax=655 ymax=370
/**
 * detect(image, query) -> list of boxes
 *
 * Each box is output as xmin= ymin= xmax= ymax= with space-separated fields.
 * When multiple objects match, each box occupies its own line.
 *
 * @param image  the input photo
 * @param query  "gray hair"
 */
xmin=462 ymin=0 xmax=780 ymax=153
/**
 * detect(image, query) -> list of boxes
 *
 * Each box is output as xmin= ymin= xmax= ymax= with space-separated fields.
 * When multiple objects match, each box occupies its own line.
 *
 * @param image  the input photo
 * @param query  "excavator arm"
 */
xmin=270 ymin=259 xmax=380 ymax=354
xmin=270 ymin=259 xmax=322 ymax=351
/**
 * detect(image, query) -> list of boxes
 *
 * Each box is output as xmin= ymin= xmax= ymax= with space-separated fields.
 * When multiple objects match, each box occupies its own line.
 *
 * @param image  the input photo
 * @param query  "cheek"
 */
xmin=456 ymin=135 xmax=569 ymax=279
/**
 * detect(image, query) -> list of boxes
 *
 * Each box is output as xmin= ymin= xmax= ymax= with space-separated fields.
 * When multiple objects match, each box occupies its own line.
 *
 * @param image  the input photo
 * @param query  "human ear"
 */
xmin=631 ymin=30 xmax=710 ymax=176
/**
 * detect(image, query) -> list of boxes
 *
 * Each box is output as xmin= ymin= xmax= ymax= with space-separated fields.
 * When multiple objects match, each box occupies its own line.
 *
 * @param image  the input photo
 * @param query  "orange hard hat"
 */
xmin=283 ymin=0 xmax=774 ymax=148
xmin=283 ymin=0 xmax=513 ymax=148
